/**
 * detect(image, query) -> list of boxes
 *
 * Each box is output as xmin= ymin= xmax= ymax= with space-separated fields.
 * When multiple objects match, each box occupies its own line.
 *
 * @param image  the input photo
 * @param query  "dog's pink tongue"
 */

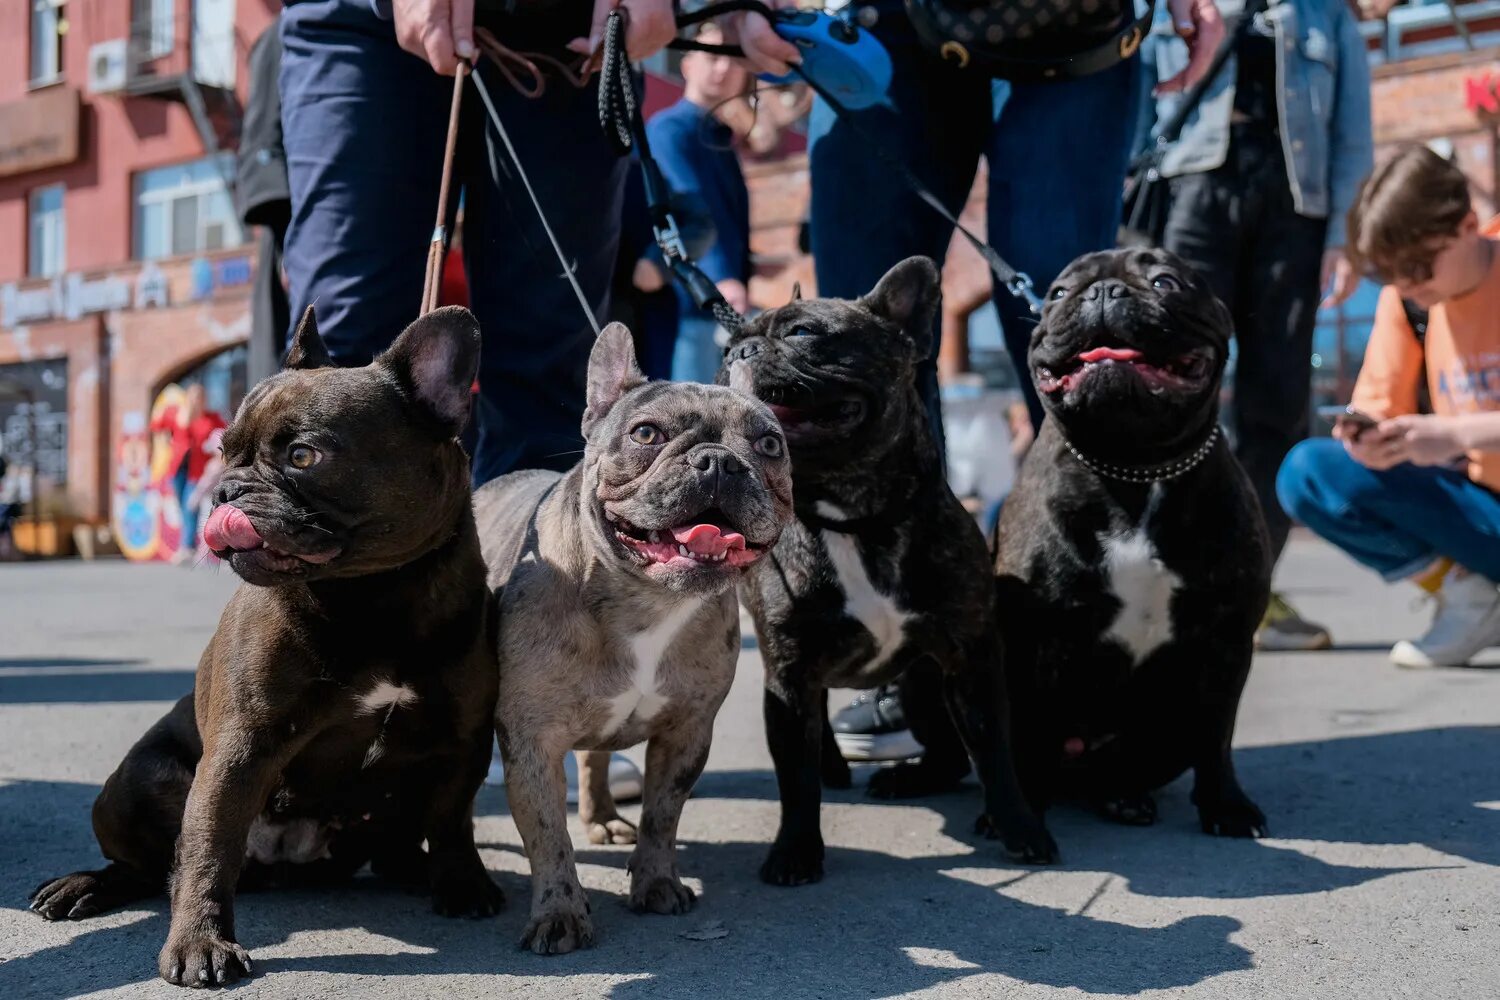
xmin=670 ymin=523 xmax=747 ymax=557
xmin=1078 ymin=347 xmax=1144 ymax=363
xmin=203 ymin=506 xmax=263 ymax=552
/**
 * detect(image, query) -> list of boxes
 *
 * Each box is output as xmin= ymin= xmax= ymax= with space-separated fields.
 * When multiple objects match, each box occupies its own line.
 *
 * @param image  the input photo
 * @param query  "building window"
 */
xmin=30 ymin=0 xmax=65 ymax=85
xmin=28 ymin=185 xmax=66 ymax=279
xmin=133 ymin=157 xmax=244 ymax=261
xmin=133 ymin=0 xmax=174 ymax=59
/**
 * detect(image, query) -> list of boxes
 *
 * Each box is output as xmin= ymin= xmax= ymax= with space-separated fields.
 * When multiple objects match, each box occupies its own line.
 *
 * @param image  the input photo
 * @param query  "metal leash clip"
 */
xmin=1004 ymin=272 xmax=1044 ymax=314
xmin=653 ymin=214 xmax=688 ymax=262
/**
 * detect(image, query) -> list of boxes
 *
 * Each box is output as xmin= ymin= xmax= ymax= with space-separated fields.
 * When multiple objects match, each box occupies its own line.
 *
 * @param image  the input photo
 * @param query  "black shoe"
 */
xmin=831 ymin=687 xmax=925 ymax=762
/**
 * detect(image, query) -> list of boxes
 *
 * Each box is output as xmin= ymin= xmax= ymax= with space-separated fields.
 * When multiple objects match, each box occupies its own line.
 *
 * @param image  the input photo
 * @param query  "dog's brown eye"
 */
xmin=755 ymin=434 xmax=784 ymax=459
xmin=1152 ymin=274 xmax=1182 ymax=292
xmin=287 ymin=444 xmax=320 ymax=469
xmin=629 ymin=424 xmax=664 ymax=446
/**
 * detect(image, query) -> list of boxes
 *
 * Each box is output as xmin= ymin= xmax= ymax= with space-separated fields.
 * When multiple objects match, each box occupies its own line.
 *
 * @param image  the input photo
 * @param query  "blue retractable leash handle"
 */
xmin=604 ymin=2 xmax=1043 ymax=317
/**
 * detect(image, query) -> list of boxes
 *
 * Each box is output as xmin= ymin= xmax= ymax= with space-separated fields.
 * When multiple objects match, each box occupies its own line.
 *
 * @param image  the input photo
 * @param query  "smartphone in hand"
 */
xmin=1316 ymin=404 xmax=1379 ymax=439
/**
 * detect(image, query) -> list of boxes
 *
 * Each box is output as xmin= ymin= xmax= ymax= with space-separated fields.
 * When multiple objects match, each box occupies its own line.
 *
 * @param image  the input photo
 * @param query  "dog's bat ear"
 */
xmin=860 ymin=256 xmax=940 ymax=359
xmin=790 ymin=282 xmax=802 ymax=302
xmin=283 ymin=305 xmax=333 ymax=370
xmin=379 ymin=306 xmax=482 ymax=437
xmin=583 ymin=323 xmax=646 ymax=435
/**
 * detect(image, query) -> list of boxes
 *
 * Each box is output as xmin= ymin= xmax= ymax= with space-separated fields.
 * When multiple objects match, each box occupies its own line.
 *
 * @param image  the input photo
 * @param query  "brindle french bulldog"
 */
xmin=720 ymin=257 xmax=1057 ymax=887
xmin=29 ymin=306 xmax=502 ymax=987
xmin=995 ymin=247 xmax=1270 ymax=837
xmin=475 ymin=325 xmax=792 ymax=955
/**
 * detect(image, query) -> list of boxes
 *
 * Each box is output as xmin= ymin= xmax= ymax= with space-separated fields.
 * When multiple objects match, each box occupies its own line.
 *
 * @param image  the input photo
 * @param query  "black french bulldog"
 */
xmin=29 ymin=307 xmax=502 ymax=987
xmin=720 ymin=256 xmax=1057 ymax=886
xmin=995 ymin=247 xmax=1270 ymax=836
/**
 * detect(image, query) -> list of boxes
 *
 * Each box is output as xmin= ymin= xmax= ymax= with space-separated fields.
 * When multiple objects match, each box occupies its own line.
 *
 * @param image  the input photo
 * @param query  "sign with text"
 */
xmin=0 ymin=87 xmax=81 ymax=179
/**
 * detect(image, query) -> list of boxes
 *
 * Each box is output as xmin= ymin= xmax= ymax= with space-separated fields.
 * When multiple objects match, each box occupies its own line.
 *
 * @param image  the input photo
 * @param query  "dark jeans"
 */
xmin=1163 ymin=127 xmax=1328 ymax=563
xmin=807 ymin=0 xmax=1139 ymax=438
xmin=280 ymin=0 xmax=627 ymax=484
xmin=1277 ymin=439 xmax=1500 ymax=581
xmin=173 ymin=462 xmax=198 ymax=548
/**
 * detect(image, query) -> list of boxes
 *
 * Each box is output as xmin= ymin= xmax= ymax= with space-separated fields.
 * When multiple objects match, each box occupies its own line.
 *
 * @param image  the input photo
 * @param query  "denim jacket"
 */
xmin=1150 ymin=0 xmax=1373 ymax=248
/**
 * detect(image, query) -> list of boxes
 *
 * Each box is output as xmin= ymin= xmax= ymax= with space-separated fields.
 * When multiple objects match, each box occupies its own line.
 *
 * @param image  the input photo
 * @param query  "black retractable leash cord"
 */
xmin=665 ymin=0 xmax=1045 ymax=315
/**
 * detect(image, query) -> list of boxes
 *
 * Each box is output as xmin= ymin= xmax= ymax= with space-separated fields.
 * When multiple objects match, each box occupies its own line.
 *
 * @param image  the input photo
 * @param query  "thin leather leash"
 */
xmin=418 ymin=46 xmax=601 ymax=332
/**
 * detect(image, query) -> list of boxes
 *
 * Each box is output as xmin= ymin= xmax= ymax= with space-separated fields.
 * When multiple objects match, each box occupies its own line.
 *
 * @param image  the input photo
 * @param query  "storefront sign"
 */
xmin=1 ymin=272 xmax=134 ymax=328
xmin=135 ymin=263 xmax=170 ymax=310
xmin=190 ymin=255 xmax=254 ymax=301
xmin=0 ymin=87 xmax=81 ymax=179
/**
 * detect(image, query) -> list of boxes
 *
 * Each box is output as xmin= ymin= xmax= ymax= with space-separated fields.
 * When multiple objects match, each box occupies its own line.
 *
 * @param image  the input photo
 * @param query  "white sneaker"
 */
xmin=1390 ymin=571 xmax=1500 ymax=668
xmin=484 ymin=750 xmax=644 ymax=804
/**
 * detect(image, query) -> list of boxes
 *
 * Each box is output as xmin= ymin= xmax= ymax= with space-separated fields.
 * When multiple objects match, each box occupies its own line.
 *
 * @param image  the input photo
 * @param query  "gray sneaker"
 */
xmin=1390 ymin=571 xmax=1500 ymax=668
xmin=1255 ymin=592 xmax=1333 ymax=651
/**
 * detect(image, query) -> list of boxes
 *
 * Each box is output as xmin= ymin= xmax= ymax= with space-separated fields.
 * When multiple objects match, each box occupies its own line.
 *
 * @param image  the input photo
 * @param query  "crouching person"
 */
xmin=1278 ymin=145 xmax=1500 ymax=668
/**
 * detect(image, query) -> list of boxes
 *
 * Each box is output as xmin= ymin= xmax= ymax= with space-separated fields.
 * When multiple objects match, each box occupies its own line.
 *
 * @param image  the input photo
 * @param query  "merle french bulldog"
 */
xmin=29 ymin=307 xmax=502 ymax=987
xmin=475 ymin=325 xmax=792 ymax=954
xmin=720 ymin=256 xmax=1057 ymax=886
xmin=995 ymin=247 xmax=1270 ymax=836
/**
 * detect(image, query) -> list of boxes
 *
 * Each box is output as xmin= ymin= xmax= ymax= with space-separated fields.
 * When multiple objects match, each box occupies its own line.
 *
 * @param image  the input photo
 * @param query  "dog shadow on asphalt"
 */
xmin=2 ymin=726 xmax=1495 ymax=998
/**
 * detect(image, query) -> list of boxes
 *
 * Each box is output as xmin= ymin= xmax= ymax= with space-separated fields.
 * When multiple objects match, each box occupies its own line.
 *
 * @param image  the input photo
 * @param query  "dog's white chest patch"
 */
xmin=1100 ymin=529 xmax=1181 ymax=665
xmin=600 ymin=599 xmax=700 ymax=737
xmin=356 ymin=680 xmax=420 ymax=716
xmin=818 ymin=503 xmax=911 ymax=674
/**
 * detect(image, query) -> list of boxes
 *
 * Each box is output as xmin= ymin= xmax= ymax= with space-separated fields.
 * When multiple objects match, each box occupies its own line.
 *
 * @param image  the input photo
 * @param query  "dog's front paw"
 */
xmin=758 ymin=835 xmax=824 ymax=886
xmin=30 ymin=870 xmax=125 ymax=921
xmin=520 ymin=901 xmax=595 ymax=955
xmin=585 ymin=817 xmax=638 ymax=846
xmin=867 ymin=759 xmax=968 ymax=799
xmin=1100 ymin=792 xmax=1158 ymax=826
xmin=158 ymin=930 xmax=253 ymax=987
xmin=629 ymin=874 xmax=696 ymax=915
xmin=975 ymin=812 xmax=1060 ymax=865
xmin=431 ymin=867 xmax=505 ymax=918
xmin=1197 ymin=788 xmax=1267 ymax=838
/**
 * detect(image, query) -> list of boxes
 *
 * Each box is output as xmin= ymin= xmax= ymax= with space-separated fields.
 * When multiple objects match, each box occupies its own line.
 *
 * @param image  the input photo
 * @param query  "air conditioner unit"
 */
xmin=88 ymin=39 xmax=130 ymax=95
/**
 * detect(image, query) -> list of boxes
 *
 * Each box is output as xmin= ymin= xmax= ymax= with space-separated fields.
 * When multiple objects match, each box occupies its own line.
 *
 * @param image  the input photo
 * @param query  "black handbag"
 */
xmin=904 ymin=0 xmax=1154 ymax=82
xmin=1119 ymin=0 xmax=1267 ymax=247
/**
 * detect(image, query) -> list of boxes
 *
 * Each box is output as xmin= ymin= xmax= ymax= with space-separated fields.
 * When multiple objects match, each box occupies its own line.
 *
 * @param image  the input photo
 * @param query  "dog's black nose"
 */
xmin=728 ymin=341 xmax=762 ymax=362
xmin=214 ymin=479 xmax=250 ymax=505
xmin=1085 ymin=279 xmax=1131 ymax=301
xmin=687 ymin=447 xmax=747 ymax=476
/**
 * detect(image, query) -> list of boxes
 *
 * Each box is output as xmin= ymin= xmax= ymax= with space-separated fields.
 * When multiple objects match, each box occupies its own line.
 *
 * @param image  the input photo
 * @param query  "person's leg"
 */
xmin=463 ymin=62 xmax=628 ymax=483
xmin=172 ymin=463 xmax=195 ymax=552
xmin=988 ymin=57 xmax=1140 ymax=430
xmin=1277 ymin=439 xmax=1500 ymax=581
xmin=280 ymin=0 xmax=451 ymax=365
xmin=670 ymin=315 xmax=723 ymax=385
xmin=1233 ymin=145 xmax=1328 ymax=565
xmin=808 ymin=0 xmax=989 ymax=449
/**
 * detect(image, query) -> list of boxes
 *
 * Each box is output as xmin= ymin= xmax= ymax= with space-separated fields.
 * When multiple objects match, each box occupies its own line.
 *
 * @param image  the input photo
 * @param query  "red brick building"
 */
xmin=0 ymin=0 xmax=275 ymax=530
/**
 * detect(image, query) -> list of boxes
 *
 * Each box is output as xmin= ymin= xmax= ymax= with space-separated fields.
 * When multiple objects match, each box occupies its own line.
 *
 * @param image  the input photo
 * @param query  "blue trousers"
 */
xmin=807 ymin=0 xmax=1140 ymax=436
xmin=280 ymin=0 xmax=627 ymax=483
xmin=1277 ymin=438 xmax=1500 ymax=581
xmin=670 ymin=314 xmax=724 ymax=385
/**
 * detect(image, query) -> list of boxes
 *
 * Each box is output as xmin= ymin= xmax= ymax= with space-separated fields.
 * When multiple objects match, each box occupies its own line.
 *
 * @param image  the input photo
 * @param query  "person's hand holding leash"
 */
xmin=394 ymin=0 xmax=476 ymax=75
xmin=730 ymin=0 xmax=803 ymax=77
xmin=1157 ymin=0 xmax=1226 ymax=94
xmin=570 ymin=0 xmax=679 ymax=64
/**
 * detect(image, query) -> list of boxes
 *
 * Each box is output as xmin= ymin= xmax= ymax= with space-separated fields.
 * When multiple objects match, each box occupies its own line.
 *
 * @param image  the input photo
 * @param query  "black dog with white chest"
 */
xmin=995 ymin=247 xmax=1271 ymax=836
xmin=722 ymin=257 xmax=1056 ymax=886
